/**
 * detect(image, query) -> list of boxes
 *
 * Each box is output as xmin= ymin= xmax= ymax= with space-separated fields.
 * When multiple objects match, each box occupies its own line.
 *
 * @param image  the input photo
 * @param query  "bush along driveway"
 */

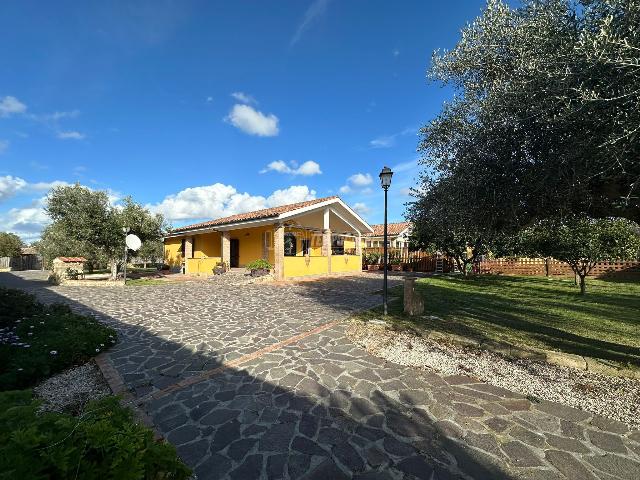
xmin=0 ymin=286 xmax=190 ymax=479
xmin=1 ymin=271 xmax=640 ymax=480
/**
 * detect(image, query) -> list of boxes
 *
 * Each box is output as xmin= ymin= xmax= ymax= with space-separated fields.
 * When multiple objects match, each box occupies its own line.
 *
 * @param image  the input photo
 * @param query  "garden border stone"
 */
xmin=419 ymin=328 xmax=640 ymax=380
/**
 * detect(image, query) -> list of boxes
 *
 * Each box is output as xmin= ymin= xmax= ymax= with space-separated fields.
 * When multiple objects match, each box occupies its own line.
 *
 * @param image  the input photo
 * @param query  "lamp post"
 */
xmin=379 ymin=166 xmax=393 ymax=315
xmin=122 ymin=226 xmax=130 ymax=283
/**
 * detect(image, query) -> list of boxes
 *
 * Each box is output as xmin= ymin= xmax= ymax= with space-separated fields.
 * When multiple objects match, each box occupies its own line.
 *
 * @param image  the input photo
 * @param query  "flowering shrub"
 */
xmin=0 ymin=288 xmax=116 ymax=390
xmin=0 ymin=390 xmax=191 ymax=479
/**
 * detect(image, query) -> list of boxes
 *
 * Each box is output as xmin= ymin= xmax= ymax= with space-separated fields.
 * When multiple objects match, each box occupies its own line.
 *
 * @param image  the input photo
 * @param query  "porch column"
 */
xmin=184 ymin=237 xmax=193 ymax=273
xmin=273 ymin=224 xmax=285 ymax=281
xmin=356 ymin=232 xmax=362 ymax=256
xmin=322 ymin=207 xmax=332 ymax=273
xmin=221 ymin=231 xmax=230 ymax=266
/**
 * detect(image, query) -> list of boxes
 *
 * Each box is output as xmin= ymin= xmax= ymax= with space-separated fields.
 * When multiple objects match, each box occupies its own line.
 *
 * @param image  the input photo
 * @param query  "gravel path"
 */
xmin=347 ymin=321 xmax=640 ymax=430
xmin=34 ymin=362 xmax=111 ymax=414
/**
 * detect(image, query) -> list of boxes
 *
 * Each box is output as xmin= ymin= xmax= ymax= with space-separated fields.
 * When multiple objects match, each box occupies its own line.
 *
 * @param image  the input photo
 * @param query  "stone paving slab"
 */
xmin=1 ymin=271 xmax=639 ymax=480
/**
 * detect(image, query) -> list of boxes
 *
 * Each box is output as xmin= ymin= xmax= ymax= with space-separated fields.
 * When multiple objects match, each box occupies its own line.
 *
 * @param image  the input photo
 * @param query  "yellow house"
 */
xmin=164 ymin=196 xmax=373 ymax=280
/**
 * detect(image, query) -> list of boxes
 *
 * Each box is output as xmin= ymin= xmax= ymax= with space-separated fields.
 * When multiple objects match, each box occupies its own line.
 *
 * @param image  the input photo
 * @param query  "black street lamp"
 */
xmin=379 ymin=166 xmax=393 ymax=315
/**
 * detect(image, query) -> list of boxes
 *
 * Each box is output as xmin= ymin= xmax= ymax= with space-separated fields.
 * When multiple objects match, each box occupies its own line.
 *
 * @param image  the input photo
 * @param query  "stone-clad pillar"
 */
xmin=273 ymin=224 xmax=285 ymax=280
xmin=221 ymin=232 xmax=230 ymax=266
xmin=356 ymin=232 xmax=362 ymax=256
xmin=184 ymin=237 xmax=193 ymax=273
xmin=322 ymin=207 xmax=332 ymax=273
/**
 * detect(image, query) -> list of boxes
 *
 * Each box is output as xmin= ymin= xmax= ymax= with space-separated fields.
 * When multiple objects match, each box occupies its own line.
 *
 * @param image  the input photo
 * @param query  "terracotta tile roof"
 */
xmin=54 ymin=257 xmax=87 ymax=263
xmin=171 ymin=196 xmax=339 ymax=233
xmin=365 ymin=222 xmax=411 ymax=237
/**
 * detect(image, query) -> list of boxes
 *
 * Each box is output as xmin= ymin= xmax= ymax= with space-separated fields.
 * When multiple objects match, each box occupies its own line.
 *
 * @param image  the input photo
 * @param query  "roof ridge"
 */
xmin=171 ymin=195 xmax=339 ymax=233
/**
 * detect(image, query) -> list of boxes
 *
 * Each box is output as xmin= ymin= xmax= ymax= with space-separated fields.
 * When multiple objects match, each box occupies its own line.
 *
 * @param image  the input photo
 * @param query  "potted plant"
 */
xmin=213 ymin=260 xmax=229 ymax=275
xmin=390 ymin=258 xmax=402 ymax=271
xmin=245 ymin=259 xmax=273 ymax=277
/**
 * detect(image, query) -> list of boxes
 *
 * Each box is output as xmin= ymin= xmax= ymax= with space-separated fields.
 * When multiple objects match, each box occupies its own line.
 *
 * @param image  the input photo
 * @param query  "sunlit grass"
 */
xmin=355 ymin=275 xmax=640 ymax=368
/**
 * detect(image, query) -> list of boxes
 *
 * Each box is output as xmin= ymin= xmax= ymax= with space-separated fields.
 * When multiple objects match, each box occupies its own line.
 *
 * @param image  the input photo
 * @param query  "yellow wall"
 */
xmin=186 ymin=257 xmax=222 ymax=275
xmin=284 ymin=256 xmax=329 ymax=278
xmin=193 ymin=232 xmax=221 ymax=257
xmin=230 ymin=226 xmax=275 ymax=267
xmin=331 ymin=254 xmax=361 ymax=273
xmin=164 ymin=238 xmax=183 ymax=267
xmin=344 ymin=237 xmax=356 ymax=252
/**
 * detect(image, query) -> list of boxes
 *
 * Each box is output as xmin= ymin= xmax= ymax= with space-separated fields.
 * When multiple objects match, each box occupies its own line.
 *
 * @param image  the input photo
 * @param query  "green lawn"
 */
xmin=356 ymin=275 xmax=640 ymax=369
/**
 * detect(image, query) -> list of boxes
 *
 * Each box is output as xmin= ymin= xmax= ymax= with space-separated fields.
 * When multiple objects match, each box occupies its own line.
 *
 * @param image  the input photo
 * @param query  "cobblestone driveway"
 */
xmin=2 ymin=271 xmax=639 ymax=480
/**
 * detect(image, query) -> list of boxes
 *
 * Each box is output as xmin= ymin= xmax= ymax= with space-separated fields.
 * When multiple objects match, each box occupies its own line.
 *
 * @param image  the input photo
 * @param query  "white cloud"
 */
xmin=370 ymin=135 xmax=395 ymax=149
xmin=369 ymin=127 xmax=416 ymax=149
xmin=260 ymin=160 xmax=321 ymax=176
xmin=230 ymin=92 xmax=257 ymax=105
xmin=35 ymin=110 xmax=80 ymax=122
xmin=0 ymin=176 xmax=27 ymax=203
xmin=148 ymin=183 xmax=316 ymax=222
xmin=57 ymin=130 xmax=85 ymax=140
xmin=291 ymin=0 xmax=330 ymax=46
xmin=0 ymin=140 xmax=8 ymax=154
xmin=0 ymin=175 xmax=72 ymax=204
xmin=266 ymin=186 xmax=315 ymax=208
xmin=0 ymin=197 xmax=50 ymax=242
xmin=348 ymin=173 xmax=372 ymax=187
xmin=225 ymin=104 xmax=279 ymax=137
xmin=27 ymin=180 xmax=70 ymax=192
xmin=352 ymin=202 xmax=371 ymax=216
xmin=339 ymin=172 xmax=373 ymax=195
xmin=0 ymin=96 xmax=27 ymax=117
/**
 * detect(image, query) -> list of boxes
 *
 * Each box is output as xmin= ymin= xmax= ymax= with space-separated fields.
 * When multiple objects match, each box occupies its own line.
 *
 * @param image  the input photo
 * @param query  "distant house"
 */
xmin=0 ymin=246 xmax=43 ymax=271
xmin=163 ymin=196 xmax=373 ymax=280
xmin=362 ymin=222 xmax=412 ymax=249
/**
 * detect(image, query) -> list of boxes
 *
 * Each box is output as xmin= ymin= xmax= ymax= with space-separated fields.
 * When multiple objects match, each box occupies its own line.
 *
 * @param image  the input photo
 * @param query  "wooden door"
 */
xmin=230 ymin=239 xmax=240 ymax=268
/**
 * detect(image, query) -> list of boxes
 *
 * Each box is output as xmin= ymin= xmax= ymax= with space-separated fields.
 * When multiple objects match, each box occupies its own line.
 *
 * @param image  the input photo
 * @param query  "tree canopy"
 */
xmin=420 ymin=0 xmax=640 ymax=227
xmin=39 ymin=184 xmax=167 ymax=277
xmin=520 ymin=216 xmax=640 ymax=293
xmin=0 ymin=232 xmax=24 ymax=258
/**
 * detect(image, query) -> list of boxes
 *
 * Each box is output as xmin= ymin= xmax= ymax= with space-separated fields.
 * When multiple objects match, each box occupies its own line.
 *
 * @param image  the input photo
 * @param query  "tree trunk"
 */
xmin=579 ymin=274 xmax=586 ymax=295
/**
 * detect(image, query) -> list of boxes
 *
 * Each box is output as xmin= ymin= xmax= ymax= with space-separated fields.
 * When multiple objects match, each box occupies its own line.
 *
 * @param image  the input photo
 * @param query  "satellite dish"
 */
xmin=125 ymin=234 xmax=142 ymax=251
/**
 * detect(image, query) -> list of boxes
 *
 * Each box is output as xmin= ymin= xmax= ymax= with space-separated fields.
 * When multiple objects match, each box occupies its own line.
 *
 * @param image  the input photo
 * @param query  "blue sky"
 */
xmin=0 ymin=0 xmax=488 ymax=242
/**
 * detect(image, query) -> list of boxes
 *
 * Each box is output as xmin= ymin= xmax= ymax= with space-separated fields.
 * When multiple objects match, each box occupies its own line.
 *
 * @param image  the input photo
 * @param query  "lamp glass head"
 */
xmin=379 ymin=166 xmax=393 ymax=189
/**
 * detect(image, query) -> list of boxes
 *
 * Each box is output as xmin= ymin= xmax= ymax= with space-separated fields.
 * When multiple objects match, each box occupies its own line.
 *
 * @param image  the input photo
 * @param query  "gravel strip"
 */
xmin=33 ymin=362 xmax=111 ymax=414
xmin=347 ymin=321 xmax=640 ymax=429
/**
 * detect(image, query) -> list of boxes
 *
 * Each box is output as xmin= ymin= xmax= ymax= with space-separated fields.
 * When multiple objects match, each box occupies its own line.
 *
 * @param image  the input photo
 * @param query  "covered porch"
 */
xmin=164 ymin=198 xmax=371 ymax=280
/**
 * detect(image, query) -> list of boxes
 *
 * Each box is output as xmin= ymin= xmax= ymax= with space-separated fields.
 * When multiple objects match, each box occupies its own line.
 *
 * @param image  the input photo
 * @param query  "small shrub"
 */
xmin=0 ymin=287 xmax=116 ymax=390
xmin=0 ymin=390 xmax=191 ymax=480
xmin=245 ymin=259 xmax=273 ymax=271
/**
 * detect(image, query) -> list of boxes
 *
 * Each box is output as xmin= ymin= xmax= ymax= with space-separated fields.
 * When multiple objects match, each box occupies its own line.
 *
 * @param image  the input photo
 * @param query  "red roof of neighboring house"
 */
xmin=171 ymin=196 xmax=339 ymax=233
xmin=365 ymin=222 xmax=411 ymax=237
xmin=54 ymin=257 xmax=87 ymax=263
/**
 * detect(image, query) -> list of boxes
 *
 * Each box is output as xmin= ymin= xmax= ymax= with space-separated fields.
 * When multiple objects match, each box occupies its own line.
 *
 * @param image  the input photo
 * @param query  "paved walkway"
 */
xmin=1 ymin=271 xmax=639 ymax=480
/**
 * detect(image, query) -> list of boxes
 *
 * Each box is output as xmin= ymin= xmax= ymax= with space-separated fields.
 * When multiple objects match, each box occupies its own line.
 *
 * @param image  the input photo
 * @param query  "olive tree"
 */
xmin=41 ymin=184 xmax=167 ymax=278
xmin=407 ymin=173 xmax=496 ymax=277
xmin=421 ymin=0 xmax=640 ymax=227
xmin=0 ymin=232 xmax=24 ymax=258
xmin=521 ymin=216 xmax=640 ymax=294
